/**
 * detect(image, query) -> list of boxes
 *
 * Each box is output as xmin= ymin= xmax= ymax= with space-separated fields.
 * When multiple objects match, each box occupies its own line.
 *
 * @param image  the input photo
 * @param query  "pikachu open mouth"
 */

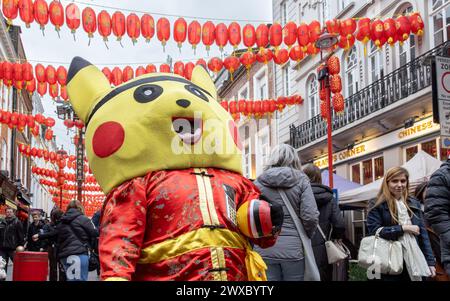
xmin=172 ymin=117 xmax=203 ymax=145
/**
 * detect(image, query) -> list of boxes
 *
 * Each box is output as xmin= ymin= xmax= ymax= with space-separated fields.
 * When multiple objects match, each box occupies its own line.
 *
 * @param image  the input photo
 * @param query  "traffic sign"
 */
xmin=436 ymin=56 xmax=450 ymax=139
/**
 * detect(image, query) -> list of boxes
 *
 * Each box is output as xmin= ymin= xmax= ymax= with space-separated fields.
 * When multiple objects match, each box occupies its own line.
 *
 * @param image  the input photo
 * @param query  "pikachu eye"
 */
xmin=185 ymin=85 xmax=209 ymax=102
xmin=134 ymin=84 xmax=163 ymax=103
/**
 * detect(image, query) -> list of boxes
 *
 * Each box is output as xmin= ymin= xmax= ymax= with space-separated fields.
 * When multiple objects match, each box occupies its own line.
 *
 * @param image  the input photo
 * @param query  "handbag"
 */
xmin=277 ymin=188 xmax=321 ymax=281
xmin=317 ymin=225 xmax=350 ymax=264
xmin=358 ymin=227 xmax=403 ymax=275
xmin=69 ymin=223 xmax=99 ymax=272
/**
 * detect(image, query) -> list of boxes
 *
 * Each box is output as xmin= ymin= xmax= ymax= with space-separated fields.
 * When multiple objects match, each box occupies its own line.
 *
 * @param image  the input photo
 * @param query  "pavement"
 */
xmin=5 ymin=261 xmax=100 ymax=281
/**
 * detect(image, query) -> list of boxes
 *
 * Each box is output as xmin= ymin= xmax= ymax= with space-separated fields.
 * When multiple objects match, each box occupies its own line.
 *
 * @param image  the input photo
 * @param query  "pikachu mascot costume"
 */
xmin=66 ymin=57 xmax=283 ymax=281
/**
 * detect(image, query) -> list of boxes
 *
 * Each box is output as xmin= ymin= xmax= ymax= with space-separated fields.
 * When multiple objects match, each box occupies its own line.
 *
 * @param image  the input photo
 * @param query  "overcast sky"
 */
xmin=19 ymin=0 xmax=273 ymax=155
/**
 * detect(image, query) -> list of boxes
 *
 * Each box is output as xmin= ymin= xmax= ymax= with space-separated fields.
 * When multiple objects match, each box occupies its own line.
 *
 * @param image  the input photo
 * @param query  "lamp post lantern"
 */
xmin=315 ymin=32 xmax=338 ymax=189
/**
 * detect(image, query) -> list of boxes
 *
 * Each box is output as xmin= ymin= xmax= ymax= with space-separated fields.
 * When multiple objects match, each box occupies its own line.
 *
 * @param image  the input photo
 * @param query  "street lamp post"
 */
xmin=315 ymin=32 xmax=338 ymax=189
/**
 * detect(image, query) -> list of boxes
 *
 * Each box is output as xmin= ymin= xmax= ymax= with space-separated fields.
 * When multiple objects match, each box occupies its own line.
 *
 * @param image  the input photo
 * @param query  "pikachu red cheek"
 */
xmin=92 ymin=121 xmax=125 ymax=158
xmin=228 ymin=120 xmax=242 ymax=150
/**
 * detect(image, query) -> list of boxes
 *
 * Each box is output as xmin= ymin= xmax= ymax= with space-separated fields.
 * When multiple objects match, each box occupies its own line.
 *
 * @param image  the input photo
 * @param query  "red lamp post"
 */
xmin=315 ymin=32 xmax=338 ymax=189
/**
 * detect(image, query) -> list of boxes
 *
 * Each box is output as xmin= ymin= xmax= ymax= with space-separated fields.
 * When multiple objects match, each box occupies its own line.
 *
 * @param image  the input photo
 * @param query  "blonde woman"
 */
xmin=367 ymin=167 xmax=436 ymax=281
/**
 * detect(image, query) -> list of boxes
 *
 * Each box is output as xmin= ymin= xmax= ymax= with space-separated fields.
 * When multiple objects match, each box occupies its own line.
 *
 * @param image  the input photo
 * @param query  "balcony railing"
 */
xmin=290 ymin=41 xmax=450 ymax=149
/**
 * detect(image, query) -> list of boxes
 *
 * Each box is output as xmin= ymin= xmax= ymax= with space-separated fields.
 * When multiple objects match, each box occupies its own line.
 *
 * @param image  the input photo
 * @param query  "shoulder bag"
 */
xmin=277 ymin=188 xmax=321 ymax=281
xmin=317 ymin=225 xmax=350 ymax=264
xmin=69 ymin=222 xmax=99 ymax=272
xmin=358 ymin=227 xmax=403 ymax=275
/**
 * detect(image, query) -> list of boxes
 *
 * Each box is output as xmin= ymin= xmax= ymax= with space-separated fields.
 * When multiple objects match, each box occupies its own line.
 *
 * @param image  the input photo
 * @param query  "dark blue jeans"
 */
xmin=265 ymin=258 xmax=305 ymax=281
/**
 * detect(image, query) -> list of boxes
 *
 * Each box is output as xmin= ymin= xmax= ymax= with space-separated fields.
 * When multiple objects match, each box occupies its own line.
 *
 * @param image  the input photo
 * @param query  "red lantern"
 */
xmin=157 ymin=17 xmax=170 ymax=51
xmin=34 ymin=0 xmax=48 ymax=33
xmin=332 ymin=93 xmax=345 ymax=113
xmin=135 ymin=66 xmax=146 ymax=77
xmin=239 ymin=52 xmax=256 ymax=72
xmin=45 ymin=128 xmax=53 ymax=141
xmin=326 ymin=19 xmax=341 ymax=35
xmin=35 ymin=113 xmax=45 ymax=124
xmin=339 ymin=18 xmax=356 ymax=40
xmin=238 ymin=99 xmax=246 ymax=114
xmin=228 ymin=22 xmax=241 ymax=50
xmin=102 ymin=67 xmax=112 ymax=83
xmin=202 ymin=21 xmax=215 ymax=53
xmin=19 ymin=0 xmax=34 ymax=28
xmin=65 ymin=3 xmax=80 ymax=36
xmin=409 ymin=12 xmax=424 ymax=36
xmin=223 ymin=56 xmax=241 ymax=81
xmin=159 ymin=64 xmax=170 ymax=73
xmin=46 ymin=65 xmax=56 ymax=85
xmin=283 ymin=22 xmax=297 ymax=49
xmin=356 ymin=18 xmax=371 ymax=55
xmin=122 ymin=66 xmax=134 ymax=82
xmin=289 ymin=45 xmax=305 ymax=64
xmin=253 ymin=101 xmax=262 ymax=118
xmin=74 ymin=119 xmax=84 ymax=129
xmin=64 ymin=119 xmax=74 ymax=128
xmin=308 ymin=20 xmax=322 ymax=44
xmin=207 ymin=57 xmax=223 ymax=75
xmin=56 ymin=66 xmax=67 ymax=86
xmin=338 ymin=34 xmax=355 ymax=50
xmin=396 ymin=15 xmax=411 ymax=44
xmin=141 ymin=14 xmax=155 ymax=43
xmin=320 ymin=100 xmax=329 ymax=119
xmin=371 ymin=19 xmax=385 ymax=48
xmin=82 ymin=7 xmax=97 ymax=40
xmin=127 ymin=13 xmax=141 ymax=45
xmin=35 ymin=63 xmax=46 ymax=82
xmin=14 ymin=80 xmax=24 ymax=91
xmin=327 ymin=56 xmax=340 ymax=75
xmin=273 ymin=48 xmax=289 ymax=65
xmin=26 ymin=79 xmax=36 ymax=95
xmin=173 ymin=17 xmax=187 ymax=50
xmin=245 ymin=101 xmax=254 ymax=116
xmin=22 ymin=62 xmax=33 ymax=82
xmin=37 ymin=82 xmax=47 ymax=96
xmin=269 ymin=23 xmax=283 ymax=52
xmin=196 ymin=59 xmax=207 ymax=69
xmin=111 ymin=67 xmax=123 ymax=86
xmin=112 ymin=11 xmax=126 ymax=43
xmin=215 ymin=23 xmax=228 ymax=52
xmin=242 ymin=24 xmax=256 ymax=52
xmin=277 ymin=96 xmax=286 ymax=112
xmin=2 ymin=0 xmax=19 ymax=25
xmin=383 ymin=18 xmax=397 ymax=46
xmin=256 ymin=24 xmax=269 ymax=52
xmin=98 ymin=10 xmax=112 ymax=43
xmin=173 ymin=61 xmax=185 ymax=77
xmin=256 ymin=49 xmax=273 ymax=65
xmin=60 ymin=85 xmax=68 ymax=101
xmin=188 ymin=20 xmax=201 ymax=53
xmin=297 ymin=23 xmax=310 ymax=51
xmin=330 ymin=75 xmax=342 ymax=93
xmin=146 ymin=64 xmax=156 ymax=73
xmin=220 ymin=101 xmax=228 ymax=112
xmin=49 ymin=0 xmax=64 ymax=35
xmin=184 ymin=62 xmax=195 ymax=80
xmin=49 ymin=83 xmax=59 ymax=99
xmin=307 ymin=43 xmax=320 ymax=55
xmin=2 ymin=61 xmax=13 ymax=87
xmin=13 ymin=63 xmax=22 ymax=81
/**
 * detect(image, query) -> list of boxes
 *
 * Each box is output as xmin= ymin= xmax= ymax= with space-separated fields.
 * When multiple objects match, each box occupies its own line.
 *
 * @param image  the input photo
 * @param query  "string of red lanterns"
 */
xmin=0 ymin=108 xmax=55 ymax=139
xmin=2 ymin=1 xmax=425 ymax=52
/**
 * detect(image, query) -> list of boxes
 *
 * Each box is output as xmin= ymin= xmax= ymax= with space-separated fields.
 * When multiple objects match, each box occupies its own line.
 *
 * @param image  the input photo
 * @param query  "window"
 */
xmin=256 ymin=129 xmax=270 ymax=176
xmin=307 ymin=75 xmax=319 ymax=118
xmin=254 ymin=68 xmax=268 ymax=100
xmin=351 ymin=155 xmax=384 ymax=185
xmin=239 ymin=85 xmax=249 ymax=100
xmin=318 ymin=0 xmax=329 ymax=26
xmin=281 ymin=1 xmax=288 ymax=26
xmin=244 ymin=145 xmax=252 ymax=178
xmin=339 ymin=0 xmax=351 ymax=11
xmin=345 ymin=46 xmax=359 ymax=97
xmin=398 ymin=6 xmax=416 ymax=67
xmin=431 ymin=0 xmax=450 ymax=46
xmin=1 ymin=139 xmax=7 ymax=171
xmin=282 ymin=64 xmax=290 ymax=96
xmin=404 ymin=137 xmax=449 ymax=162
xmin=369 ymin=41 xmax=384 ymax=82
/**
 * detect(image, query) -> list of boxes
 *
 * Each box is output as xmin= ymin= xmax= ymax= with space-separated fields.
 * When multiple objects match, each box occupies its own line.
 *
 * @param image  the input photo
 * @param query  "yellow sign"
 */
xmin=398 ymin=120 xmax=434 ymax=139
xmin=5 ymin=199 xmax=17 ymax=210
xmin=314 ymin=145 xmax=367 ymax=168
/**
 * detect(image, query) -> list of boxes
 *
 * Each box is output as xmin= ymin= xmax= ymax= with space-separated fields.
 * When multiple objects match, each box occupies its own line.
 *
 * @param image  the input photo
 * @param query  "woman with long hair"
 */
xmin=366 ymin=167 xmax=436 ymax=281
xmin=253 ymin=144 xmax=319 ymax=281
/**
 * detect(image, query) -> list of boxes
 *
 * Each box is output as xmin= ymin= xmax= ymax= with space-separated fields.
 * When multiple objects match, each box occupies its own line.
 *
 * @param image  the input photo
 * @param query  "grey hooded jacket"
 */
xmin=253 ymin=167 xmax=319 ymax=261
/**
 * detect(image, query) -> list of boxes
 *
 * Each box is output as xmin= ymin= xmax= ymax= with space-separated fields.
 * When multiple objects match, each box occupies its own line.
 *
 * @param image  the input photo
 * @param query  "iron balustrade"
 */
xmin=290 ymin=41 xmax=450 ymax=149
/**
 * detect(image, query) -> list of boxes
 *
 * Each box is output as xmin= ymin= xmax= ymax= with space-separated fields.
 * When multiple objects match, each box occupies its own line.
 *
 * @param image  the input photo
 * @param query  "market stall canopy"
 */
xmin=321 ymin=169 xmax=362 ymax=192
xmin=339 ymin=150 xmax=443 ymax=208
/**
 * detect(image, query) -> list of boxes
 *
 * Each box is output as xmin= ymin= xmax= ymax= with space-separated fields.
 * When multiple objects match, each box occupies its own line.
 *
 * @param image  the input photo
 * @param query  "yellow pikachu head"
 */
xmin=67 ymin=57 xmax=242 ymax=194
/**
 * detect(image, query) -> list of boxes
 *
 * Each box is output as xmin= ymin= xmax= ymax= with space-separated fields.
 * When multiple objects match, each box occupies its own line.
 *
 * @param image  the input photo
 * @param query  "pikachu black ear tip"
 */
xmin=67 ymin=56 xmax=93 ymax=83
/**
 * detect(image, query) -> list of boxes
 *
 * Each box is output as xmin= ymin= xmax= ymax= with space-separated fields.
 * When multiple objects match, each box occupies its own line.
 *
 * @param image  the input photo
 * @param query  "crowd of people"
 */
xmin=1 ymin=143 xmax=449 ymax=281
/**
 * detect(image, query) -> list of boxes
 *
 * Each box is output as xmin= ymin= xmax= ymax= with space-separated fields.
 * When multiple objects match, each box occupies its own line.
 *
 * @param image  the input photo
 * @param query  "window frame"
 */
xmin=350 ymin=154 xmax=384 ymax=185
xmin=429 ymin=0 xmax=450 ymax=47
xmin=345 ymin=46 xmax=359 ymax=97
xmin=307 ymin=74 xmax=319 ymax=119
xmin=253 ymin=66 xmax=268 ymax=100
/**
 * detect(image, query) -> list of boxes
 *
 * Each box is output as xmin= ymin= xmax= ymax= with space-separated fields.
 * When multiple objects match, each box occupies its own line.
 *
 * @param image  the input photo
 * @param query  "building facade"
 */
xmin=273 ymin=0 xmax=450 ymax=245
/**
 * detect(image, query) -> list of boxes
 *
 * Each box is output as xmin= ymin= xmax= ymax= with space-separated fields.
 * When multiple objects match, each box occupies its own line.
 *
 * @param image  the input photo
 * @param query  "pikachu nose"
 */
xmin=176 ymin=99 xmax=191 ymax=108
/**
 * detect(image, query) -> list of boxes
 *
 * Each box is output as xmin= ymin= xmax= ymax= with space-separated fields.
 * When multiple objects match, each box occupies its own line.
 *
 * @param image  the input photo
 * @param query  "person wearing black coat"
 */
xmin=0 ymin=208 xmax=24 ymax=274
xmin=303 ymin=164 xmax=346 ymax=281
xmin=367 ymin=167 xmax=435 ymax=281
xmin=34 ymin=200 xmax=98 ymax=281
xmin=424 ymin=159 xmax=450 ymax=276
xmin=26 ymin=211 xmax=46 ymax=252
